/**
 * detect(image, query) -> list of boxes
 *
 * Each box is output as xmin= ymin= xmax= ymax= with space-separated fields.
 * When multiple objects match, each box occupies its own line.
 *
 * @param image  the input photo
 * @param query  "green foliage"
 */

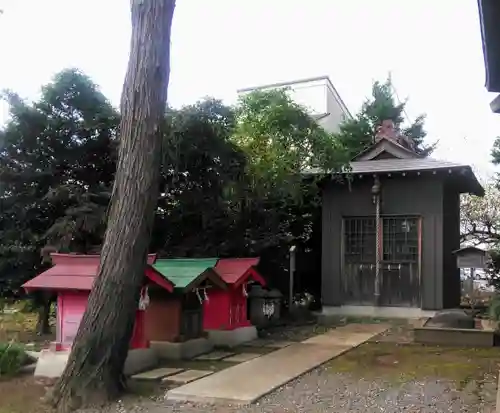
xmin=485 ymin=249 xmax=500 ymax=291
xmin=0 ymin=342 xmax=26 ymax=376
xmin=488 ymin=293 xmax=500 ymax=321
xmin=154 ymin=99 xmax=247 ymax=257
xmin=491 ymin=137 xmax=500 ymax=166
xmin=336 ymin=77 xmax=435 ymax=159
xmin=0 ymin=68 xmax=119 ymax=298
xmin=233 ymin=88 xmax=348 ymax=198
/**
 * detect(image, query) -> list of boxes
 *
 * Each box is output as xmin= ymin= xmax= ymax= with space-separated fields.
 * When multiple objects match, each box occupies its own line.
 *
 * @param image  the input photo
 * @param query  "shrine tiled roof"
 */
xmin=214 ymin=258 xmax=265 ymax=287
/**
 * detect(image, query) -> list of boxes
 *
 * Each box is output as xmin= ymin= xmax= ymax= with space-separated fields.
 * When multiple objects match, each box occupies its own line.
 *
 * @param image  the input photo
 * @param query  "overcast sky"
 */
xmin=0 ymin=0 xmax=499 ymax=181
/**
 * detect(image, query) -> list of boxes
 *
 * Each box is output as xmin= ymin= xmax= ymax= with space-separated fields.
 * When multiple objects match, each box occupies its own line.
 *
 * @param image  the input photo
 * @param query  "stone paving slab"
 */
xmin=162 ymin=369 xmax=214 ymax=384
xmin=166 ymin=323 xmax=389 ymax=405
xmin=337 ymin=323 xmax=388 ymax=333
xmin=223 ymin=353 xmax=262 ymax=363
xmin=131 ymin=367 xmax=184 ymax=381
xmin=195 ymin=351 xmax=235 ymax=361
xmin=302 ymin=331 xmax=375 ymax=347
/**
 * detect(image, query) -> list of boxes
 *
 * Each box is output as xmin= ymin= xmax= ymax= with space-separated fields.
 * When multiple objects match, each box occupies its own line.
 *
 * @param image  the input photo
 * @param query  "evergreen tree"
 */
xmin=0 ymin=69 xmax=118 ymax=331
xmin=337 ymin=77 xmax=435 ymax=159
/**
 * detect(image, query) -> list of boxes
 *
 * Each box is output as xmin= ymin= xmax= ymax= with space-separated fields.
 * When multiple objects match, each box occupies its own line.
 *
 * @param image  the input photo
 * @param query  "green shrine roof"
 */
xmin=153 ymin=258 xmax=219 ymax=290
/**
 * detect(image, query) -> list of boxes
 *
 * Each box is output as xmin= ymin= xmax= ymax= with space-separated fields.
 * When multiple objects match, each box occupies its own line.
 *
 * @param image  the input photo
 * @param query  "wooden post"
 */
xmin=371 ymin=175 xmax=382 ymax=305
xmin=289 ymin=245 xmax=296 ymax=310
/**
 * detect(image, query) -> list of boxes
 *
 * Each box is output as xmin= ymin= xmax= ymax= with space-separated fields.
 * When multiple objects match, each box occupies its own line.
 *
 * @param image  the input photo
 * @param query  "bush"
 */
xmin=488 ymin=294 xmax=500 ymax=322
xmin=0 ymin=342 xmax=27 ymax=376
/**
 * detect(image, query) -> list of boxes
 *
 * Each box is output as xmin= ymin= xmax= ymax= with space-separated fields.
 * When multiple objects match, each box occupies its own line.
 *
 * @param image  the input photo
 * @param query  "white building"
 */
xmin=237 ymin=75 xmax=352 ymax=134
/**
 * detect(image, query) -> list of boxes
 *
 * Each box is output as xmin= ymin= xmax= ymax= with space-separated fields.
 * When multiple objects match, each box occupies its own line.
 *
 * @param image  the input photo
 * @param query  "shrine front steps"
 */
xmin=165 ymin=323 xmax=390 ymax=405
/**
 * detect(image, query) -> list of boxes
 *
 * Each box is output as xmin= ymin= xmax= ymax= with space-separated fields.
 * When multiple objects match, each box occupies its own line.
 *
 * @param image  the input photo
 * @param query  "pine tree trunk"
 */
xmin=49 ymin=1 xmax=175 ymax=411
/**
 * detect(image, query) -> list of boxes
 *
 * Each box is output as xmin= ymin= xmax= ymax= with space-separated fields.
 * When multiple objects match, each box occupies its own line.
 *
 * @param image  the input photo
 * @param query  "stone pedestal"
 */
xmin=150 ymin=338 xmax=212 ymax=360
xmin=207 ymin=326 xmax=258 ymax=348
xmin=33 ymin=348 xmax=158 ymax=378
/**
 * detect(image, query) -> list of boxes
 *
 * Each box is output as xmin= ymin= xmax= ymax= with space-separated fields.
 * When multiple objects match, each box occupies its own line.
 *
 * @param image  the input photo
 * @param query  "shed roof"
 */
xmin=153 ymin=258 xmax=225 ymax=291
xmin=304 ymin=158 xmax=484 ymax=196
xmin=453 ymin=246 xmax=488 ymax=256
xmin=214 ymin=258 xmax=265 ymax=287
xmin=22 ymin=253 xmax=174 ymax=293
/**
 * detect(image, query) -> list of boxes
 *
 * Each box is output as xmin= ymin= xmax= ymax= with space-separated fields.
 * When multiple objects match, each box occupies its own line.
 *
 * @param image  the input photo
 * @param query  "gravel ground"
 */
xmin=76 ymin=322 xmax=498 ymax=413
xmin=80 ymin=367 xmax=497 ymax=413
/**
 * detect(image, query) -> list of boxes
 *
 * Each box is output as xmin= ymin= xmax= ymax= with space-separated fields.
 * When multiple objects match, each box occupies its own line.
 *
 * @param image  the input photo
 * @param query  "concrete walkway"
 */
xmin=165 ymin=323 xmax=389 ymax=405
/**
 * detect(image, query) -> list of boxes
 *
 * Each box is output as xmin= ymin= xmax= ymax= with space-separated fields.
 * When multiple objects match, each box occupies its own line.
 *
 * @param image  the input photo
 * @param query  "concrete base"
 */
xmin=207 ymin=326 xmax=258 ymax=348
xmin=414 ymin=326 xmax=495 ymax=347
xmin=321 ymin=305 xmax=437 ymax=319
xmin=150 ymin=338 xmax=212 ymax=360
xmin=33 ymin=348 xmax=159 ymax=378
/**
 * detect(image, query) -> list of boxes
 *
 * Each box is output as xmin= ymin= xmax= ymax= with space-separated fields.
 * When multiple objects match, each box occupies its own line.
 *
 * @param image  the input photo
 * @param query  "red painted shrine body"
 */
xmin=22 ymin=253 xmax=173 ymax=351
xmin=203 ymin=258 xmax=266 ymax=331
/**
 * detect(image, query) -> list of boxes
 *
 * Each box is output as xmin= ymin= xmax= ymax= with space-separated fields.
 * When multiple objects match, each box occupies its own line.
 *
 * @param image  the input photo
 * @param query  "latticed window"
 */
xmin=344 ymin=216 xmax=419 ymax=263
xmin=382 ymin=217 xmax=419 ymax=262
xmin=344 ymin=217 xmax=376 ymax=263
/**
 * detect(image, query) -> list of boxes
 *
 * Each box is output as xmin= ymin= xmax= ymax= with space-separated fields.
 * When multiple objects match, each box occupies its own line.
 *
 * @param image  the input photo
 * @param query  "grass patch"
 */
xmin=326 ymin=341 xmax=500 ymax=388
xmin=0 ymin=310 xmax=53 ymax=349
xmin=341 ymin=316 xmax=408 ymax=325
xmin=0 ymin=343 xmax=27 ymax=376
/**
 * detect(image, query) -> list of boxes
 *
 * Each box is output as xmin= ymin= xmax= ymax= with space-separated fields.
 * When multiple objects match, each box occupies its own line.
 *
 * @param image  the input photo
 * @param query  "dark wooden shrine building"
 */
xmin=313 ymin=120 xmax=484 ymax=313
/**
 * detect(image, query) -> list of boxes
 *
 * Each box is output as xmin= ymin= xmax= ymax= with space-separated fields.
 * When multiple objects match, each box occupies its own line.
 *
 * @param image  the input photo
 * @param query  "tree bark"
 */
xmin=36 ymin=295 xmax=52 ymax=335
xmin=49 ymin=1 xmax=175 ymax=411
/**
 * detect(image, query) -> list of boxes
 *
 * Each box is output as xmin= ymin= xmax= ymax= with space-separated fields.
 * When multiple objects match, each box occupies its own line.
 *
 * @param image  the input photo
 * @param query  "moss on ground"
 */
xmin=326 ymin=341 xmax=500 ymax=388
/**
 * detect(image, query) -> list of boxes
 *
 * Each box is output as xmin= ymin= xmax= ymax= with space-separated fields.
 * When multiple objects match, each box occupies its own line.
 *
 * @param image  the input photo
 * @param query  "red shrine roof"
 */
xmin=22 ymin=253 xmax=174 ymax=293
xmin=214 ymin=258 xmax=265 ymax=287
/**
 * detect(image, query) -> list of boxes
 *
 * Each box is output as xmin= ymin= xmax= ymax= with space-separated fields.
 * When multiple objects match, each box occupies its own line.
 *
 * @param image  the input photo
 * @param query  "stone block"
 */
xmin=414 ymin=326 xmax=495 ymax=347
xmin=162 ymin=369 xmax=213 ymax=384
xmin=131 ymin=367 xmax=184 ymax=381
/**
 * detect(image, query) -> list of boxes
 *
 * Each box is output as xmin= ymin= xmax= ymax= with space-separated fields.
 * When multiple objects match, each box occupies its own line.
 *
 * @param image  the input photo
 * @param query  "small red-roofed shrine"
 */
xmin=22 ymin=253 xmax=173 ymax=352
xmin=203 ymin=258 xmax=265 ymax=336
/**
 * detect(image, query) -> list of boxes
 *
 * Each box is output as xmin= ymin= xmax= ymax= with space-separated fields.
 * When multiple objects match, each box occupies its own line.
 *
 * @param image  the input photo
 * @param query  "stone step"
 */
xmin=162 ymin=369 xmax=214 ymax=384
xmin=131 ymin=367 xmax=184 ymax=381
